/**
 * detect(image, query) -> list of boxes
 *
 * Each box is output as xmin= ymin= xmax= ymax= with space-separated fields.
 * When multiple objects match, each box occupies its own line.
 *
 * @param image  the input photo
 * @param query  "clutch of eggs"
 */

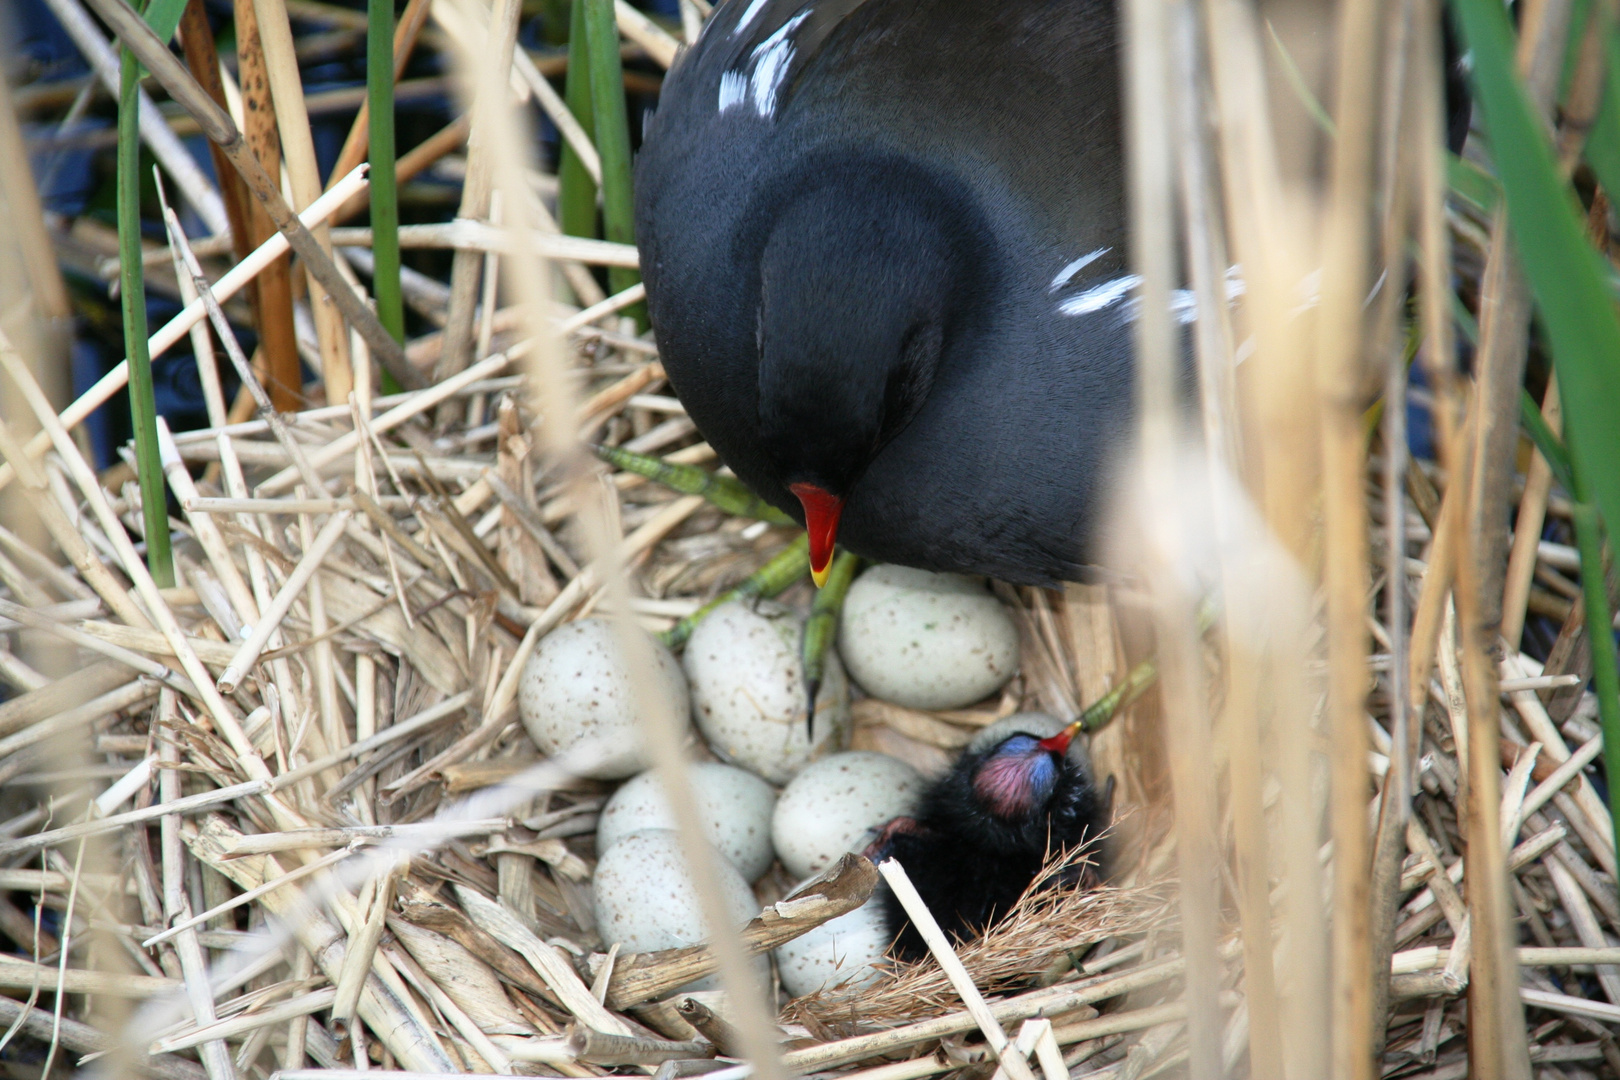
xmin=524 ymin=564 xmax=1023 ymax=996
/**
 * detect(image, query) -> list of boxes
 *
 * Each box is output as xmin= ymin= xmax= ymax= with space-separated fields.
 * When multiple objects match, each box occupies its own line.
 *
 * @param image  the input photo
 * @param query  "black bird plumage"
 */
xmin=865 ymin=727 xmax=1109 ymax=961
xmin=635 ymin=0 xmax=1475 ymax=588
xmin=635 ymin=0 xmax=1131 ymax=586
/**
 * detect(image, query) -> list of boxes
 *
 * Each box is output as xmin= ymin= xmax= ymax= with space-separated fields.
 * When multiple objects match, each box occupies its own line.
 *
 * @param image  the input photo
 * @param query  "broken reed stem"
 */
xmin=332 ymin=856 xmax=402 ymax=1025
xmin=118 ymin=34 xmax=174 ymax=588
xmin=368 ymin=0 xmax=406 ymax=346
xmin=877 ymin=860 xmax=1038 ymax=1080
xmin=434 ymin=0 xmax=522 ymax=398
xmin=217 ymin=510 xmax=354 ymax=693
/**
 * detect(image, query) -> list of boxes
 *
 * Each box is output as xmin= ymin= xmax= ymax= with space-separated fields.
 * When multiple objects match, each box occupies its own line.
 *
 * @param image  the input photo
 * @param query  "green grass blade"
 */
xmin=1450 ymin=0 xmax=1620 ymax=611
xmin=368 ymin=0 xmax=404 ymax=344
xmin=141 ymin=0 xmax=187 ymax=49
xmin=119 ymin=44 xmax=172 ymax=587
xmin=559 ymin=0 xmax=598 ymax=240
xmin=582 ymin=0 xmax=643 ymax=314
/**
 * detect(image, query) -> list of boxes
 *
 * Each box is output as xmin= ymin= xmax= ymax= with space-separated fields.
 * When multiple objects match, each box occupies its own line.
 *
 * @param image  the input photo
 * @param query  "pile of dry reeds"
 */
xmin=3 ymin=0 xmax=1620 ymax=1073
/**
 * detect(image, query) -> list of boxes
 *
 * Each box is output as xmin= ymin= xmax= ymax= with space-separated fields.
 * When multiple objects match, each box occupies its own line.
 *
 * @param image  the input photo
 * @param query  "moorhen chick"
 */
xmin=635 ymin=0 xmax=1132 ymax=587
xmin=865 ymin=716 xmax=1109 ymax=960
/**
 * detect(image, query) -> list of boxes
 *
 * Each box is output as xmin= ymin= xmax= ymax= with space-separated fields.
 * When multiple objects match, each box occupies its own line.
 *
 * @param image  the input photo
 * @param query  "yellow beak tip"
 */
xmin=810 ymin=565 xmax=831 ymax=589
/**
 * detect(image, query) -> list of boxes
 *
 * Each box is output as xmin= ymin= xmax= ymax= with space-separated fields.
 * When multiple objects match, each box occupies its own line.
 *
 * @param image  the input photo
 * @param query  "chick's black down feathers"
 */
xmin=868 ymin=733 xmax=1108 ymax=961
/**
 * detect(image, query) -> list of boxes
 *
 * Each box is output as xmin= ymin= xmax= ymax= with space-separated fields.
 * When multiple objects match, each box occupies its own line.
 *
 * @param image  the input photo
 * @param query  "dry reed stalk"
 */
xmin=161 ymin=205 xmax=329 ymax=496
xmin=144 ymin=844 xmax=360 ymax=949
xmin=613 ymin=1 xmax=680 ymax=66
xmin=1198 ymin=3 xmax=1334 ymax=1075
xmin=876 ymin=859 xmax=1038 ymax=1080
xmin=387 ymin=937 xmax=517 ymax=1071
xmin=0 ymin=166 xmax=370 ymax=500
xmin=0 ymin=355 xmax=302 ymax=822
xmin=0 ymin=600 xmax=182 ymax=689
xmin=259 ymin=349 xmax=516 ymax=494
xmin=331 ymin=853 xmax=404 ymax=1026
xmin=0 ymin=410 xmax=152 ymax=629
xmin=435 ymin=0 xmax=526 ymax=407
xmin=186 ymin=816 xmax=457 ymax=1071
xmin=1313 ymin=0 xmax=1385 ymax=1073
xmin=176 ymin=0 xmax=255 ymax=265
xmin=216 ymin=512 xmax=353 ymax=694
xmin=0 ymin=77 xmax=71 ymax=331
xmin=1502 ymin=380 xmax=1560 ymax=647
xmin=788 ymin=956 xmax=1188 ymax=1073
xmin=153 ymin=987 xmax=338 ymax=1055
xmin=1449 ymin=3 xmax=1573 ymax=1063
xmin=455 ymin=883 xmax=631 ymax=1034
xmin=1125 ymin=0 xmax=1225 ymax=1068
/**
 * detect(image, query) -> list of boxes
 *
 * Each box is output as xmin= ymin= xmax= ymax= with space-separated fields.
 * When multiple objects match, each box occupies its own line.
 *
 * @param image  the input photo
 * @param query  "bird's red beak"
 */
xmin=790 ymin=482 xmax=844 ymax=588
xmin=1038 ymin=718 xmax=1085 ymax=755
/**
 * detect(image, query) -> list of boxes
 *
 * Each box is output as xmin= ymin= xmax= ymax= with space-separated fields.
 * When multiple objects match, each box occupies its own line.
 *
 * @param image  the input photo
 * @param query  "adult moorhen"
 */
xmin=635 ymin=0 xmax=1132 ymax=588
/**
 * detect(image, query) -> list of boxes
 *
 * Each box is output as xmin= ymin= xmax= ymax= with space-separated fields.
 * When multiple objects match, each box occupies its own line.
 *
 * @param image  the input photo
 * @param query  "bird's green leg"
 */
xmin=594 ymin=444 xmax=796 ymax=524
xmin=802 ymin=550 xmax=861 ymax=736
xmin=659 ymin=536 xmax=811 ymax=649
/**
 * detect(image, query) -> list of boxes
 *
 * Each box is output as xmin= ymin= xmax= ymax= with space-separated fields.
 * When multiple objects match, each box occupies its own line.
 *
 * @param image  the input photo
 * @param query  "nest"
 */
xmin=785 ymin=843 xmax=1177 ymax=1033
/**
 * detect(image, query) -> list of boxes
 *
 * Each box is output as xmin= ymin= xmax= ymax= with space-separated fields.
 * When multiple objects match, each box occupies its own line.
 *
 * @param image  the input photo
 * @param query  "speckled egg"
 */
xmin=770 ymin=751 xmax=924 ymax=879
xmin=685 ymin=601 xmax=851 ymax=785
xmin=838 ymin=566 xmax=1020 ymax=710
xmin=593 ymin=829 xmax=760 ymax=958
xmin=518 ymin=617 xmax=689 ymax=780
xmin=596 ymin=762 xmax=778 ymax=881
xmin=774 ymin=896 xmax=891 ymax=997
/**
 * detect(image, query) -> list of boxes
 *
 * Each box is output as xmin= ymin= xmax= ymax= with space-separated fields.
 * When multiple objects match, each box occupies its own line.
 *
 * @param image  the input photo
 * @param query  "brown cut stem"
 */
xmin=251 ymin=0 xmax=353 ymax=402
xmin=233 ymin=0 xmax=304 ymax=412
